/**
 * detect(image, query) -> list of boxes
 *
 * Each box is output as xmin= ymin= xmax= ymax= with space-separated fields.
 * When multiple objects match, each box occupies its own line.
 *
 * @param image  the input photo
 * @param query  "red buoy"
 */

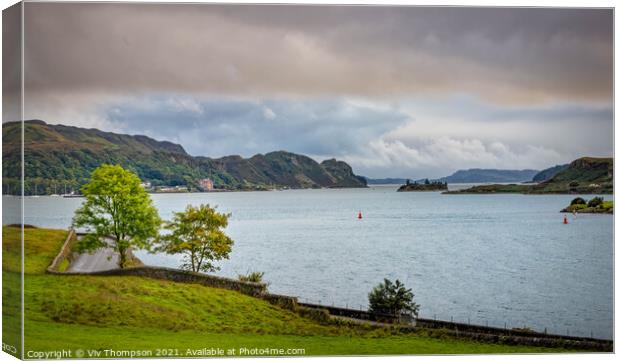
xmin=358 ymin=211 xmax=363 ymax=219
xmin=563 ymin=215 xmax=568 ymax=224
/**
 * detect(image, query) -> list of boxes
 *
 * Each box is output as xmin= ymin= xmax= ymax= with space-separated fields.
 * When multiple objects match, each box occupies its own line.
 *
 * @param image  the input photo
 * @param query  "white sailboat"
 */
xmin=50 ymin=183 xmax=60 ymax=197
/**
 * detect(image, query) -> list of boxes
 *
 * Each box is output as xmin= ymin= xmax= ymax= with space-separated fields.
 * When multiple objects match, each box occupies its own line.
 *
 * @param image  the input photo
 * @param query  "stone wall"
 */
xmin=416 ymin=326 xmax=613 ymax=352
xmin=299 ymin=302 xmax=399 ymax=323
xmin=299 ymin=304 xmax=612 ymax=351
xmin=62 ymin=266 xmax=267 ymax=297
xmin=415 ymin=317 xmax=611 ymax=343
xmin=260 ymin=293 xmax=298 ymax=310
xmin=46 ymin=229 xmax=77 ymax=272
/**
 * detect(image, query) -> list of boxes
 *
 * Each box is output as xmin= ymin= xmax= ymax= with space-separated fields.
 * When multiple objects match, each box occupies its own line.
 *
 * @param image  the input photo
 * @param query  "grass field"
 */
xmin=3 ymin=226 xmax=573 ymax=357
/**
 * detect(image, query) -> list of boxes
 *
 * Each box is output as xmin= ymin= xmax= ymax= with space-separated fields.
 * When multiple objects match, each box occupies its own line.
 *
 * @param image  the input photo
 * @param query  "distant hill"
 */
xmin=2 ymin=120 xmax=367 ymax=194
xmin=531 ymin=157 xmax=612 ymax=193
xmin=532 ymin=164 xmax=569 ymax=182
xmin=445 ymin=157 xmax=612 ymax=194
xmin=436 ymin=168 xmax=539 ymax=183
xmin=364 ymin=177 xmax=409 ymax=185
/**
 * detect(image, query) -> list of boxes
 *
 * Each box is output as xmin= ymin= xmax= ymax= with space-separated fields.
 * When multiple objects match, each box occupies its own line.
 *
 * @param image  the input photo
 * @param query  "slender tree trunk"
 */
xmin=117 ymin=236 xmax=127 ymax=269
xmin=118 ymin=246 xmax=127 ymax=268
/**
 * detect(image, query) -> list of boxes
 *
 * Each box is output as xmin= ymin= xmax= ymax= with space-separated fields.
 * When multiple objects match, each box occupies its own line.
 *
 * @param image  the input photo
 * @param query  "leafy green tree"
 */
xmin=72 ymin=164 xmax=161 ymax=268
xmin=155 ymin=204 xmax=233 ymax=273
xmin=368 ymin=279 xmax=420 ymax=319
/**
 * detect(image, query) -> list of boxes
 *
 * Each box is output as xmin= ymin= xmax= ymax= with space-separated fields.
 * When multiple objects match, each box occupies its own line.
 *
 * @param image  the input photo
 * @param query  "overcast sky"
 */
xmin=10 ymin=3 xmax=613 ymax=178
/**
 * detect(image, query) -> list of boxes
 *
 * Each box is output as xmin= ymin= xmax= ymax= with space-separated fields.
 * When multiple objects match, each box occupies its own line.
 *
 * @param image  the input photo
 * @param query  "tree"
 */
xmin=570 ymin=197 xmax=586 ymax=205
xmin=155 ymin=204 xmax=233 ymax=273
xmin=368 ymin=279 xmax=420 ymax=319
xmin=587 ymin=196 xmax=604 ymax=208
xmin=72 ymin=164 xmax=161 ymax=268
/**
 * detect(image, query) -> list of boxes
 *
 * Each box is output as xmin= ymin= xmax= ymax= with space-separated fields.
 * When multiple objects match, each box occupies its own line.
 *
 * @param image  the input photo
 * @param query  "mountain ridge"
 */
xmin=436 ymin=168 xmax=539 ymax=183
xmin=2 ymin=120 xmax=367 ymax=194
xmin=444 ymin=157 xmax=612 ymax=194
xmin=532 ymin=164 xmax=570 ymax=182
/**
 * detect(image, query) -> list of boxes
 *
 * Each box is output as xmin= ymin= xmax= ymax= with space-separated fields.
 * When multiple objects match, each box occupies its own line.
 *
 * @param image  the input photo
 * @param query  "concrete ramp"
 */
xmin=66 ymin=236 xmax=119 ymax=273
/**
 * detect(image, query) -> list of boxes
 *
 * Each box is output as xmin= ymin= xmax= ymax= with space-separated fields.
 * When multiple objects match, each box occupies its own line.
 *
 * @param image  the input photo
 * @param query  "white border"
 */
xmin=0 ymin=2 xmax=616 ymax=361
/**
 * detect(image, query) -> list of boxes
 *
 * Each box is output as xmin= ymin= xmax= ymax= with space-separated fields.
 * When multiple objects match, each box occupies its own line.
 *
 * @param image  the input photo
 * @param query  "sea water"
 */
xmin=4 ymin=185 xmax=613 ymax=339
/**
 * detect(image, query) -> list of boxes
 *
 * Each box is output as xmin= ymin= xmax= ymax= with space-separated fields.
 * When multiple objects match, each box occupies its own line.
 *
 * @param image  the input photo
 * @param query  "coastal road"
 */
xmin=66 ymin=236 xmax=119 ymax=273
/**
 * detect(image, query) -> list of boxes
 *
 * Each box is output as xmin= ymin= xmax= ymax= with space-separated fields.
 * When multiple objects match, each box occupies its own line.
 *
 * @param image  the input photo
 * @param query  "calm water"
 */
xmin=3 ymin=186 xmax=614 ymax=339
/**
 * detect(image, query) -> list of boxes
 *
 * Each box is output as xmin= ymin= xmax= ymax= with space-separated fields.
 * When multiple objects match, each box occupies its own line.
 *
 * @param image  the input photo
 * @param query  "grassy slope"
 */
xmin=3 ymin=226 xmax=566 ymax=356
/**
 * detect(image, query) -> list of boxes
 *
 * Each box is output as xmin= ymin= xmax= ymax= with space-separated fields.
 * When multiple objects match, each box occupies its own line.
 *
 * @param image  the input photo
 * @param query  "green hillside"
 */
xmin=2 ymin=226 xmax=565 ymax=356
xmin=532 ymin=164 xmax=569 ymax=182
xmin=445 ymin=157 xmax=612 ymax=194
xmin=2 ymin=120 xmax=366 ymax=195
xmin=531 ymin=157 xmax=613 ymax=193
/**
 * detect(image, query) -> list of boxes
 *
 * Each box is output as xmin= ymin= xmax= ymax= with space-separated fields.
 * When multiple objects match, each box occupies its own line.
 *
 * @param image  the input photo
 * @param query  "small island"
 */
xmin=397 ymin=179 xmax=448 ymax=192
xmin=561 ymin=197 xmax=613 ymax=214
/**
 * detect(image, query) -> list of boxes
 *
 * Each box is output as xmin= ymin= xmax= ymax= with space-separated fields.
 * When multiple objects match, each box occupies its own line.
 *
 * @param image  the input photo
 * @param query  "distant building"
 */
xmin=199 ymin=178 xmax=214 ymax=191
xmin=158 ymin=186 xmax=188 ymax=193
xmin=140 ymin=181 xmax=152 ymax=189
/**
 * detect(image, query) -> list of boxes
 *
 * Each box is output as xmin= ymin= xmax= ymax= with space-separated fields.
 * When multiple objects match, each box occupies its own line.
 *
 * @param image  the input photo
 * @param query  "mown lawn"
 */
xmin=3 ymin=226 xmax=572 ymax=357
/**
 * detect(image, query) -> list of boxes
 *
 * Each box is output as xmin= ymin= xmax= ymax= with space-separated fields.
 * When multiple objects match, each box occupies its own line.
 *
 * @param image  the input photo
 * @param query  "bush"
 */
xmin=569 ymin=204 xmax=587 ymax=211
xmin=569 ymin=181 xmax=580 ymax=188
xmin=570 ymin=197 xmax=586 ymax=205
xmin=238 ymin=271 xmax=265 ymax=283
xmin=587 ymin=197 xmax=604 ymax=208
xmin=368 ymin=278 xmax=420 ymax=319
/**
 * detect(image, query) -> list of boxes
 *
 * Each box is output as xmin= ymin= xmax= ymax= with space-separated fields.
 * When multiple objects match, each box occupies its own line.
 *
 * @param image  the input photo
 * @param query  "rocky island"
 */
xmin=397 ymin=179 xmax=448 ymax=192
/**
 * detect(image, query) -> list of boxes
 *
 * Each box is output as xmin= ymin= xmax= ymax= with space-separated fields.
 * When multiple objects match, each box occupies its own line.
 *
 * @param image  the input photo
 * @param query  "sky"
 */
xmin=7 ymin=3 xmax=614 ymax=178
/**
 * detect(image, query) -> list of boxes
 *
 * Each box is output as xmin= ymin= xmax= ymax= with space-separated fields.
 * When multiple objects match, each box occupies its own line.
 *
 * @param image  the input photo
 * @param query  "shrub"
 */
xmin=238 ymin=271 xmax=265 ymax=283
xmin=570 ymin=197 xmax=586 ymax=205
xmin=587 ymin=197 xmax=604 ymax=208
xmin=368 ymin=278 xmax=420 ymax=320
xmin=569 ymin=204 xmax=587 ymax=211
xmin=569 ymin=181 xmax=580 ymax=188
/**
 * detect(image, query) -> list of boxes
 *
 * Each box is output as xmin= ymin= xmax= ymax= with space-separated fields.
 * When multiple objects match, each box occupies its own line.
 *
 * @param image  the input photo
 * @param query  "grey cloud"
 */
xmin=22 ymin=3 xmax=612 ymax=107
xmin=103 ymin=96 xmax=409 ymax=158
xmin=11 ymin=3 xmax=613 ymax=179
